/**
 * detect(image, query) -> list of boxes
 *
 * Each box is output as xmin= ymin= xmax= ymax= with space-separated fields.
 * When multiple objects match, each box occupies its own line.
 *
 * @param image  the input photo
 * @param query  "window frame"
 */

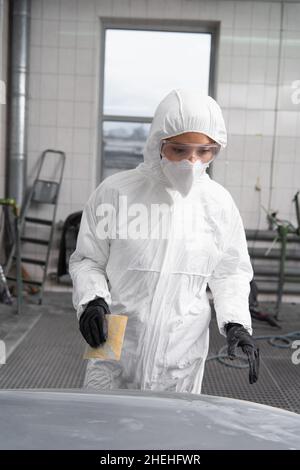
xmin=97 ymin=18 xmax=220 ymax=183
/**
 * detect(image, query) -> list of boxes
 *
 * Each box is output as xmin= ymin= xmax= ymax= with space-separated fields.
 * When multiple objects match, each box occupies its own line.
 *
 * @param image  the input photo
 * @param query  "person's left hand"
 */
xmin=225 ymin=322 xmax=259 ymax=384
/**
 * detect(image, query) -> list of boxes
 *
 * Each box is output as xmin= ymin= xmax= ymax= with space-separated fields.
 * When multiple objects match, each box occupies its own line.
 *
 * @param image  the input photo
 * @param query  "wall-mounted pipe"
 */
xmin=7 ymin=0 xmax=31 ymax=207
xmin=0 ymin=1 xmax=4 ymax=91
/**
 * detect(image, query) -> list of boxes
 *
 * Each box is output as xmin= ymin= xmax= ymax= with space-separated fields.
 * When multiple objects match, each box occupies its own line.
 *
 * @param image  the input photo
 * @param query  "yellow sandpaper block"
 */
xmin=83 ymin=314 xmax=128 ymax=361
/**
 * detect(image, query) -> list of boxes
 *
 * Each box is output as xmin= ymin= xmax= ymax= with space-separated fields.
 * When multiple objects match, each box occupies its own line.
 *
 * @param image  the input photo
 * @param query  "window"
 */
xmin=100 ymin=23 xmax=216 ymax=180
xmin=103 ymin=121 xmax=150 ymax=177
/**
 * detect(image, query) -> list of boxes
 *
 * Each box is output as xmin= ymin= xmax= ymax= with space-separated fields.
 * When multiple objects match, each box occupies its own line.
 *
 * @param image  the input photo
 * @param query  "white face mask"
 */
xmin=160 ymin=157 xmax=210 ymax=197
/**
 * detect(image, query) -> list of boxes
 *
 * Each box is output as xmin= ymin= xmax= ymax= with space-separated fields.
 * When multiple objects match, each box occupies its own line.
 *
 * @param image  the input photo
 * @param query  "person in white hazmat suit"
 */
xmin=69 ymin=88 xmax=259 ymax=393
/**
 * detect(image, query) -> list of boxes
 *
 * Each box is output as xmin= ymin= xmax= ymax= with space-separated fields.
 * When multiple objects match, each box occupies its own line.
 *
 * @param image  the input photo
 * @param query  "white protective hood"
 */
xmin=139 ymin=88 xmax=227 ymax=184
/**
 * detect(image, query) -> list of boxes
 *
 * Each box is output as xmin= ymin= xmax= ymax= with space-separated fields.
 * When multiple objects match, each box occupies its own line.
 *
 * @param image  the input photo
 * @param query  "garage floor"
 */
xmin=0 ymin=292 xmax=86 ymax=389
xmin=0 ymin=292 xmax=299 ymax=413
xmin=203 ymin=302 xmax=300 ymax=414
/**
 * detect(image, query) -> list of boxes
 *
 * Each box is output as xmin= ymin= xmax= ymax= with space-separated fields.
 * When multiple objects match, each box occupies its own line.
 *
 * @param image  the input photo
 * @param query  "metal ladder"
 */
xmin=5 ymin=149 xmax=66 ymax=305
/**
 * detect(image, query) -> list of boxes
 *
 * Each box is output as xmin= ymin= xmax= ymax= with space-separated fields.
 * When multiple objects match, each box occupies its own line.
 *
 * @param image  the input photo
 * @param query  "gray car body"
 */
xmin=0 ymin=389 xmax=299 ymax=450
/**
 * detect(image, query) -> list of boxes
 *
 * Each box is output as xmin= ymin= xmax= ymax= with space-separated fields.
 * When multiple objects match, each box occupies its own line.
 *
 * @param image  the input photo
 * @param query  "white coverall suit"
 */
xmin=69 ymin=88 xmax=253 ymax=394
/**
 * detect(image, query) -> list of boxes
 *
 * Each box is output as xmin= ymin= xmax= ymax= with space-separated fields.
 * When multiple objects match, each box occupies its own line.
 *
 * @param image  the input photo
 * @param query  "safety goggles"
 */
xmin=160 ymin=140 xmax=221 ymax=162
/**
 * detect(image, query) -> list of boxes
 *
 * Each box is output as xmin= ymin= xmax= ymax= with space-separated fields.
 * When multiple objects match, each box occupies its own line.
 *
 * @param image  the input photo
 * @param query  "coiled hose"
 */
xmin=206 ymin=331 xmax=300 ymax=369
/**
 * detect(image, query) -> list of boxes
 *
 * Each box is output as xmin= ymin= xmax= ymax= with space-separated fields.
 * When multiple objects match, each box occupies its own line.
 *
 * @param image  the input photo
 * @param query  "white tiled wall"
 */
xmin=0 ymin=0 xmax=8 ymax=199
xmin=214 ymin=1 xmax=300 ymax=231
xmin=24 ymin=0 xmax=300 ymax=282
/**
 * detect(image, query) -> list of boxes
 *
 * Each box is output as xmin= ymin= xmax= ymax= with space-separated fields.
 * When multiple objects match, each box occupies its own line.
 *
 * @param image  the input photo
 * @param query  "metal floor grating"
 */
xmin=202 ymin=302 xmax=300 ymax=414
xmin=0 ymin=293 xmax=299 ymax=414
xmin=0 ymin=292 xmax=86 ymax=389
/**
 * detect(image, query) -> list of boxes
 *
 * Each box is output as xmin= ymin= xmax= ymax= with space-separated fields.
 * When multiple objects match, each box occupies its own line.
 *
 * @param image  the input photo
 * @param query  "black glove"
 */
xmin=79 ymin=297 xmax=111 ymax=348
xmin=225 ymin=322 xmax=259 ymax=384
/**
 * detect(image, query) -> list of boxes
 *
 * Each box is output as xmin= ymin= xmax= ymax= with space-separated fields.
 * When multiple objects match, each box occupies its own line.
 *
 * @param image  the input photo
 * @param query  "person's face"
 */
xmin=161 ymin=132 xmax=218 ymax=164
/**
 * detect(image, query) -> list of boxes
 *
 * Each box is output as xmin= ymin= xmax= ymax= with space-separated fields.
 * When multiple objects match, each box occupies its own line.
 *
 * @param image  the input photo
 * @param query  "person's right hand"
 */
xmin=79 ymin=297 xmax=111 ymax=348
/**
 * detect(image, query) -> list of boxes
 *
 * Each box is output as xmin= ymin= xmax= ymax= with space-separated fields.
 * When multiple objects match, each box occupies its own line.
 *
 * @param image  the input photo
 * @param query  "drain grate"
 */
xmin=202 ymin=303 xmax=300 ymax=414
xmin=0 ymin=293 xmax=86 ymax=389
